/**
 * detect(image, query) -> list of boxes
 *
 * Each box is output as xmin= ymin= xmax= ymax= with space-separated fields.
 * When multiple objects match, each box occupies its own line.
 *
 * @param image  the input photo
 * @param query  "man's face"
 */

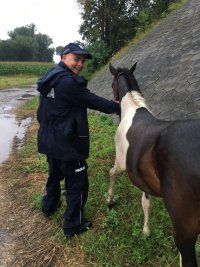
xmin=62 ymin=53 xmax=86 ymax=75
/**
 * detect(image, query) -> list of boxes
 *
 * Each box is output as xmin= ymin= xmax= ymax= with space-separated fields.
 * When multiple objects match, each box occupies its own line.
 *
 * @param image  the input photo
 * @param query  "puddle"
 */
xmin=0 ymin=114 xmax=17 ymax=163
xmin=15 ymin=117 xmax=32 ymax=149
xmin=0 ymin=87 xmax=38 ymax=164
xmin=0 ymin=114 xmax=33 ymax=164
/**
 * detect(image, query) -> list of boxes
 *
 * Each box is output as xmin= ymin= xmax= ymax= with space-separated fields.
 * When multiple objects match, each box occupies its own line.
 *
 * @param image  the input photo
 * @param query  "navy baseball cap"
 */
xmin=61 ymin=43 xmax=92 ymax=59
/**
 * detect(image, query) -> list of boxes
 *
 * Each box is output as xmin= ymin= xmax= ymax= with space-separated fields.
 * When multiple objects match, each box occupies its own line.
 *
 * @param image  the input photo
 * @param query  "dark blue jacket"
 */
xmin=37 ymin=61 xmax=120 ymax=161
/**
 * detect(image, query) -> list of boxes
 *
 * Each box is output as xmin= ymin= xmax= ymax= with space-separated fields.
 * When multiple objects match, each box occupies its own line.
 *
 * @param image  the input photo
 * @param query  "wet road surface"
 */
xmin=0 ymin=85 xmax=38 ymax=266
xmin=0 ymin=86 xmax=38 ymax=164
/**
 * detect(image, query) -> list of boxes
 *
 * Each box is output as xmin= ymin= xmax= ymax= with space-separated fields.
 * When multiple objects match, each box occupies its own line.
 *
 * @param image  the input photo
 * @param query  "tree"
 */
xmin=76 ymin=0 xmax=180 ymax=58
xmin=55 ymin=46 xmax=63 ymax=57
xmin=77 ymin=0 xmax=137 ymax=55
xmin=73 ymin=0 xmax=182 ymax=74
xmin=151 ymin=0 xmax=176 ymax=18
xmin=8 ymin=23 xmax=36 ymax=39
xmin=85 ymin=40 xmax=111 ymax=73
xmin=0 ymin=40 xmax=16 ymax=61
xmin=35 ymin=33 xmax=54 ymax=62
xmin=0 ymin=24 xmax=54 ymax=62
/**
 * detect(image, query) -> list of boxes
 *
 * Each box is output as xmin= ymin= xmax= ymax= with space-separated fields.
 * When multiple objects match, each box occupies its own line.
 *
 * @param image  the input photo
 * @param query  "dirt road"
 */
xmin=0 ymin=86 xmax=38 ymax=266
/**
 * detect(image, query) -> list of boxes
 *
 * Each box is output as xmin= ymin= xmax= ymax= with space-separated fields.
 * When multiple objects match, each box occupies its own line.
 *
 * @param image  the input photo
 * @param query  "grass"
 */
xmin=0 ymin=74 xmax=38 ymax=90
xmin=2 ymin=95 xmax=187 ymax=267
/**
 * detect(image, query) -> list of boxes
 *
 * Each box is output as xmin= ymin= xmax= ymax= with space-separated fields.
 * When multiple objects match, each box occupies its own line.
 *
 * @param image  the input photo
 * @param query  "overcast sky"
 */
xmin=1 ymin=0 xmax=82 ymax=49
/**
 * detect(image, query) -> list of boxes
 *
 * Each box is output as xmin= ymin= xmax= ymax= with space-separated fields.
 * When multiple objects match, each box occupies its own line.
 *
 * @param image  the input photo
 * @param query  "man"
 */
xmin=37 ymin=43 xmax=120 ymax=238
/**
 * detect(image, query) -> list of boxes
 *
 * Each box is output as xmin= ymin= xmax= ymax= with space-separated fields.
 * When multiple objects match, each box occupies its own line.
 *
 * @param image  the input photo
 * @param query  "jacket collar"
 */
xmin=58 ymin=60 xmax=88 ymax=83
xmin=58 ymin=61 xmax=74 ymax=74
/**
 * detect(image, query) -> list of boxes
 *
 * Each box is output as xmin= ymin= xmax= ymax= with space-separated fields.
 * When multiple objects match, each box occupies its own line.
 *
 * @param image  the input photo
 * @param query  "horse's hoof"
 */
xmin=143 ymin=228 xmax=150 ymax=236
xmin=107 ymin=200 xmax=116 ymax=209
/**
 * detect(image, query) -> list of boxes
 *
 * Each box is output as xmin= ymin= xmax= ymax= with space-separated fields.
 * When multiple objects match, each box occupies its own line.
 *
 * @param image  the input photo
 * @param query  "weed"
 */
xmin=32 ymin=191 xmax=43 ymax=209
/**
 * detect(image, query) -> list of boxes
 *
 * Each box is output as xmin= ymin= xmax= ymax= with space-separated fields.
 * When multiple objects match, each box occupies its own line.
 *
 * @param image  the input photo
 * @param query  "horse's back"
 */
xmin=156 ymin=119 xmax=200 ymax=174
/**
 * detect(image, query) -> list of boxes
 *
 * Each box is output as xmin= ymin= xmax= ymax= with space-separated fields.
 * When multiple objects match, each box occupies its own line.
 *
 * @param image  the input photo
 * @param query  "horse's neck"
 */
xmin=121 ymin=91 xmax=147 ymax=119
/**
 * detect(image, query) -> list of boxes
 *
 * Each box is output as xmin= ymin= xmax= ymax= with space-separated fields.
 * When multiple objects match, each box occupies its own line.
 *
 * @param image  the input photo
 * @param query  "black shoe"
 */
xmin=64 ymin=220 xmax=92 ymax=238
xmin=42 ymin=200 xmax=61 ymax=217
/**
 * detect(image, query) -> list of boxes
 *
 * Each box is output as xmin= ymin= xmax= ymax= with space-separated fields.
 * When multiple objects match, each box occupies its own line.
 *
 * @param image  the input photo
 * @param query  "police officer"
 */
xmin=37 ymin=43 xmax=120 ymax=238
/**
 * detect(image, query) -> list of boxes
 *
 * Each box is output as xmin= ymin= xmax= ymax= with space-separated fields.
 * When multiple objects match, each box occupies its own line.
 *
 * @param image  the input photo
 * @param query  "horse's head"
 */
xmin=109 ymin=62 xmax=141 ymax=102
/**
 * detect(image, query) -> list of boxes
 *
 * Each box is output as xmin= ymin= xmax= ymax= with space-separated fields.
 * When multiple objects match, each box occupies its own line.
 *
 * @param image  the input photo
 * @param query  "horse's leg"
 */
xmin=141 ymin=192 xmax=150 ymax=235
xmin=107 ymin=162 xmax=122 ymax=206
xmin=175 ymin=232 xmax=197 ymax=267
xmin=180 ymin=254 xmax=182 ymax=267
xmin=173 ymin=228 xmax=198 ymax=267
xmin=162 ymin=187 xmax=198 ymax=267
xmin=163 ymin=200 xmax=198 ymax=267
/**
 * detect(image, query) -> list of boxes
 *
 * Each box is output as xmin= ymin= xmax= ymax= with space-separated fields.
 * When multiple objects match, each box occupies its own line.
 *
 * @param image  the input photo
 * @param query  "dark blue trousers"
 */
xmin=42 ymin=158 xmax=89 ymax=230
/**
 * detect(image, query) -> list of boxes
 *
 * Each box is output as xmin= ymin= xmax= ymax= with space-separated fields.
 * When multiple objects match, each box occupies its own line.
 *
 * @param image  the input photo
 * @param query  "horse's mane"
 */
xmin=130 ymin=91 xmax=147 ymax=108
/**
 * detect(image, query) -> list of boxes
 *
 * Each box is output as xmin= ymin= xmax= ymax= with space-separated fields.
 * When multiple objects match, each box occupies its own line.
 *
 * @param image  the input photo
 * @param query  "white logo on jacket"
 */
xmin=47 ymin=88 xmax=55 ymax=98
xmin=75 ymin=166 xmax=86 ymax=173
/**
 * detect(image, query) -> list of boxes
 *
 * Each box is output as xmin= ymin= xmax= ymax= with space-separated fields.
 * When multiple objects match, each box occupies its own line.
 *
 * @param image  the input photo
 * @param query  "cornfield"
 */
xmin=0 ymin=61 xmax=55 ymax=76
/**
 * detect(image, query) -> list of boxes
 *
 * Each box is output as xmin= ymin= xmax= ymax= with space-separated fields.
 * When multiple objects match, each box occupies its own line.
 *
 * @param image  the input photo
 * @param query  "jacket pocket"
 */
xmin=74 ymin=135 xmax=90 ymax=158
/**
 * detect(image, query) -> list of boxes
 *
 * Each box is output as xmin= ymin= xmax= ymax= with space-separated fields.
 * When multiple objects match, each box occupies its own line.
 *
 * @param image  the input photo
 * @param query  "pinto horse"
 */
xmin=107 ymin=62 xmax=200 ymax=267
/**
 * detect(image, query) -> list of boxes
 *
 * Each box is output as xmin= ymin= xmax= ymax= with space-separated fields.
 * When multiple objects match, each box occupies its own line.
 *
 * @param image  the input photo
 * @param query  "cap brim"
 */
xmin=71 ymin=51 xmax=92 ymax=59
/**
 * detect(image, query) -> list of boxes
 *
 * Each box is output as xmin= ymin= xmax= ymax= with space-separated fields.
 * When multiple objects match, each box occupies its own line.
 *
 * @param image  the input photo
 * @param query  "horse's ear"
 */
xmin=109 ymin=63 xmax=117 ymax=76
xmin=130 ymin=62 xmax=137 ymax=74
